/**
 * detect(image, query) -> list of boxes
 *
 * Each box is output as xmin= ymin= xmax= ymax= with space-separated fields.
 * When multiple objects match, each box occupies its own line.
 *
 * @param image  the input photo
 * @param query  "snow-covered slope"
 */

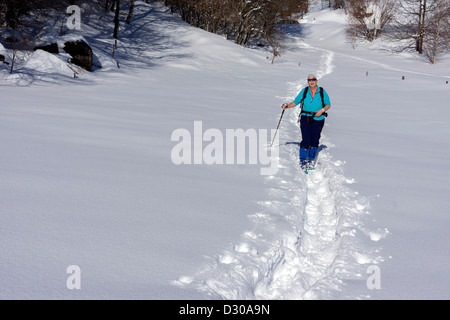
xmin=0 ymin=1 xmax=449 ymax=299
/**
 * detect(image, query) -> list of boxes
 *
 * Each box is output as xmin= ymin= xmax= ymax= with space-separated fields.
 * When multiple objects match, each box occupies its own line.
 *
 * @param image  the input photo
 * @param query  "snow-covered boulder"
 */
xmin=0 ymin=43 xmax=9 ymax=65
xmin=24 ymin=49 xmax=75 ymax=76
xmin=34 ymin=43 xmax=59 ymax=54
xmin=63 ymin=39 xmax=93 ymax=71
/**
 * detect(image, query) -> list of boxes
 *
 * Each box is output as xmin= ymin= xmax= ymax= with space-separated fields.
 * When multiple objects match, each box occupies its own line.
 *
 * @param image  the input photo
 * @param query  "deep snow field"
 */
xmin=1 ymin=1 xmax=449 ymax=300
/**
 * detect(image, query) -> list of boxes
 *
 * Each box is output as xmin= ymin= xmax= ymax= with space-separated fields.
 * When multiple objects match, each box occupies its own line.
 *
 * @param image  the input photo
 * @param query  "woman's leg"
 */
xmin=299 ymin=115 xmax=311 ymax=162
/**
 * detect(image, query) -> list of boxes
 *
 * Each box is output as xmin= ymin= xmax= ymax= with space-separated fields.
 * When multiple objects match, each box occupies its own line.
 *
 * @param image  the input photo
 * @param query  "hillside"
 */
xmin=0 ymin=1 xmax=449 ymax=300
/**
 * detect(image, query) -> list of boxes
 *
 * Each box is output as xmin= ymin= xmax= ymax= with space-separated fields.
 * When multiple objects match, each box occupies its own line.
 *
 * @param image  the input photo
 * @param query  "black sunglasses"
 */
xmin=307 ymin=78 xmax=317 ymax=82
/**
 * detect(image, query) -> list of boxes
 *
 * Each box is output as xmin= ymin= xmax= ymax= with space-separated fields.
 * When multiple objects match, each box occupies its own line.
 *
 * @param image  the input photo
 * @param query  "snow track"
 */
xmin=174 ymin=45 xmax=386 ymax=300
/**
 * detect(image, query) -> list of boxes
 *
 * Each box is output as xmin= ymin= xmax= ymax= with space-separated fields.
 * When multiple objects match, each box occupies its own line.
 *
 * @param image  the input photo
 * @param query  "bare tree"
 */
xmin=394 ymin=0 xmax=449 ymax=62
xmin=258 ymin=0 xmax=287 ymax=63
xmin=281 ymin=0 xmax=309 ymax=19
xmin=164 ymin=0 xmax=289 ymax=62
xmin=396 ymin=0 xmax=428 ymax=54
xmin=113 ymin=0 xmax=120 ymax=38
xmin=126 ymin=0 xmax=134 ymax=24
xmin=334 ymin=0 xmax=348 ymax=10
xmin=423 ymin=0 xmax=450 ymax=63
xmin=347 ymin=0 xmax=395 ymax=42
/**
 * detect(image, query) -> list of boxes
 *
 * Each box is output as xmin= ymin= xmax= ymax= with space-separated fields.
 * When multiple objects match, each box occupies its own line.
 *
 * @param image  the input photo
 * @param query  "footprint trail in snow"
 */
xmin=173 ymin=37 xmax=387 ymax=300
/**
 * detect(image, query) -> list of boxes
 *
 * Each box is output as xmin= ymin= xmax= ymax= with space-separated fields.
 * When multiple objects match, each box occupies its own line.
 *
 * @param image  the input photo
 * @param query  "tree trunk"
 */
xmin=418 ymin=0 xmax=427 ymax=54
xmin=10 ymin=49 xmax=16 ymax=74
xmin=104 ymin=0 xmax=110 ymax=15
xmin=113 ymin=0 xmax=120 ymax=38
xmin=126 ymin=0 xmax=135 ymax=24
xmin=431 ymin=18 xmax=440 ymax=64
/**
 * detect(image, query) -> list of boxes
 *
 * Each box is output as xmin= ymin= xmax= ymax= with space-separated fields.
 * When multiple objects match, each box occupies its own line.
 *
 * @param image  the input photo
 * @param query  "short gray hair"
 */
xmin=307 ymin=74 xmax=317 ymax=79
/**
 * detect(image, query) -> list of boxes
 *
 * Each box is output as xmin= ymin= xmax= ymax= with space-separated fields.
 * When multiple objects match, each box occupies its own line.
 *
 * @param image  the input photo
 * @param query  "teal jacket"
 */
xmin=294 ymin=86 xmax=331 ymax=121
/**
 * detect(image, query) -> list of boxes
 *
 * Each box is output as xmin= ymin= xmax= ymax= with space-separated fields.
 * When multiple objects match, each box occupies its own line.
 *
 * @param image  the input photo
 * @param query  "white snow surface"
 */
xmin=0 ymin=1 xmax=449 ymax=299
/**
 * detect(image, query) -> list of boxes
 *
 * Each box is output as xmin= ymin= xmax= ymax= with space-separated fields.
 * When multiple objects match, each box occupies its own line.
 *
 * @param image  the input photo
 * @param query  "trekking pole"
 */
xmin=270 ymin=104 xmax=287 ymax=148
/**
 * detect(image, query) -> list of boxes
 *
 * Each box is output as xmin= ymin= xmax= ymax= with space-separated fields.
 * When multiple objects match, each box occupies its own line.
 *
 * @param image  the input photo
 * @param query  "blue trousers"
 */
xmin=299 ymin=116 xmax=324 ymax=161
xmin=300 ymin=115 xmax=325 ymax=148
